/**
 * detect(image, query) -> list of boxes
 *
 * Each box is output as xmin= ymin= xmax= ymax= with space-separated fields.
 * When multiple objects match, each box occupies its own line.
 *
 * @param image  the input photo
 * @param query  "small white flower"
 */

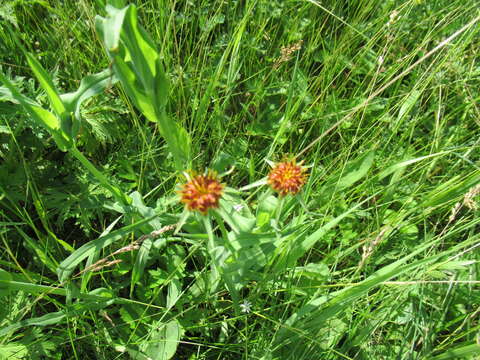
xmin=233 ymin=204 xmax=244 ymax=212
xmin=240 ymin=300 xmax=252 ymax=313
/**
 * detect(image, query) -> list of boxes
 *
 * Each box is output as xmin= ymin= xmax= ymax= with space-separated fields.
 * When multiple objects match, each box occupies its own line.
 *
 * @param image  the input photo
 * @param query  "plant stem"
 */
xmin=212 ymin=211 xmax=238 ymax=261
xmin=203 ymin=216 xmax=220 ymax=289
xmin=275 ymin=196 xmax=285 ymax=228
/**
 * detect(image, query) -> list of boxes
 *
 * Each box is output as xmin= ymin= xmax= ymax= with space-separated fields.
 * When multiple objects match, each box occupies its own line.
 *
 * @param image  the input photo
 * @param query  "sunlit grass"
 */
xmin=0 ymin=0 xmax=479 ymax=359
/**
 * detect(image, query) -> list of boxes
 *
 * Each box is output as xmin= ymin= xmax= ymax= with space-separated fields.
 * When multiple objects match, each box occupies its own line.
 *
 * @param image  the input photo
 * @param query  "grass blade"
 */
xmin=56 ymin=215 xmax=156 ymax=282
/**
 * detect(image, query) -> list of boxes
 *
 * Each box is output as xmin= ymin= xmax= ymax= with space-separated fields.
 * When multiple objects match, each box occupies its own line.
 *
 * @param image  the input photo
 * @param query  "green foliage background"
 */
xmin=1 ymin=0 xmax=479 ymax=359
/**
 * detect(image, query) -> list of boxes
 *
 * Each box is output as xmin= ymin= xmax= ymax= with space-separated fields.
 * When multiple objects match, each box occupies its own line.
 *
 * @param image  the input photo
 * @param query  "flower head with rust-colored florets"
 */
xmin=267 ymin=159 xmax=308 ymax=196
xmin=178 ymin=170 xmax=224 ymax=214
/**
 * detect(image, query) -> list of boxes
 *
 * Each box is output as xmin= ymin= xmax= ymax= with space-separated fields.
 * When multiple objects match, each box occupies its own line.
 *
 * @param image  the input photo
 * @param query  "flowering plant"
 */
xmin=0 ymin=4 xmax=376 ymax=359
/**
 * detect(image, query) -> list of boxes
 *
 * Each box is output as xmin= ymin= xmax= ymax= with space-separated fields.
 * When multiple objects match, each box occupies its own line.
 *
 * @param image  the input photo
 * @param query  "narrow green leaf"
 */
xmin=0 ymin=299 xmax=115 ymax=337
xmin=0 ymin=312 xmax=66 ymax=338
xmin=25 ymin=52 xmax=66 ymax=117
xmin=378 ymin=151 xmax=452 ymax=181
xmin=0 ymin=71 xmax=71 ymax=150
xmin=81 ymin=216 xmax=122 ymax=291
xmin=130 ymin=238 xmax=152 ymax=296
xmin=56 ymin=215 xmax=156 ymax=282
xmin=397 ymin=89 xmax=421 ymax=122
xmin=0 ymin=85 xmax=37 ymax=106
xmin=273 ymin=196 xmax=374 ymax=271
xmin=429 ymin=343 xmax=480 ymax=360
xmin=0 ymin=72 xmax=57 ymax=130
xmin=273 ymin=233 xmax=480 ymax=352
xmin=69 ymin=147 xmax=131 ymax=206
xmin=15 ymin=225 xmax=58 ymax=273
xmin=422 ymin=170 xmax=480 ymax=208
xmin=0 ymin=276 xmax=110 ymax=303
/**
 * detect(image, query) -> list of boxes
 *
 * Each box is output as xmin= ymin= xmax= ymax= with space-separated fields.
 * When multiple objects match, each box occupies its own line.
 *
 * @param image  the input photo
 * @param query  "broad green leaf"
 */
xmin=167 ymin=122 xmax=191 ymax=171
xmin=95 ymin=3 xmax=191 ymax=170
xmin=317 ymin=318 xmax=346 ymax=350
xmin=144 ymin=320 xmax=184 ymax=360
xmin=0 ymin=343 xmax=28 ymax=359
xmin=215 ymin=197 xmax=256 ymax=234
xmin=96 ymin=4 xmax=128 ymax=51
xmin=223 ymin=231 xmax=277 ymax=287
xmin=203 ymin=217 xmax=240 ymax=311
xmin=130 ymin=191 xmax=163 ymax=229
xmin=167 ymin=279 xmax=181 ymax=309
xmin=325 ymin=151 xmax=375 ymax=191
xmin=121 ymin=5 xmax=157 ymax=83
xmin=60 ymin=68 xmax=118 ymax=123
xmin=0 ymin=268 xmax=12 ymax=297
xmin=154 ymin=57 xmax=169 ymax=110
xmin=125 ymin=348 xmax=152 ymax=360
xmin=112 ymin=54 xmax=156 ymax=119
xmin=293 ymin=262 xmax=330 ymax=279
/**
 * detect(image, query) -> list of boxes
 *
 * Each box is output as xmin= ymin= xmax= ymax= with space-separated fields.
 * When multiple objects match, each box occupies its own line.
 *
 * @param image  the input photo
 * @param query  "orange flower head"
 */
xmin=179 ymin=171 xmax=224 ymax=214
xmin=267 ymin=159 xmax=308 ymax=196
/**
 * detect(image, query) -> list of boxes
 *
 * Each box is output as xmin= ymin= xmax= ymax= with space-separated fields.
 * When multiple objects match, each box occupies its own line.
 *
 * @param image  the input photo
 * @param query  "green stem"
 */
xmin=202 ymin=216 xmax=220 ymax=287
xmin=202 ymin=216 xmax=240 ymax=314
xmin=275 ymin=196 xmax=286 ymax=228
xmin=212 ymin=211 xmax=237 ymax=260
xmin=69 ymin=146 xmax=131 ymax=206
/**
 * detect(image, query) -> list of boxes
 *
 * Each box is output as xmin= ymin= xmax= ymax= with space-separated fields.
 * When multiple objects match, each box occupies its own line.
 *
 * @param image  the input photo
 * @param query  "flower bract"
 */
xmin=267 ymin=159 xmax=308 ymax=196
xmin=179 ymin=171 xmax=224 ymax=214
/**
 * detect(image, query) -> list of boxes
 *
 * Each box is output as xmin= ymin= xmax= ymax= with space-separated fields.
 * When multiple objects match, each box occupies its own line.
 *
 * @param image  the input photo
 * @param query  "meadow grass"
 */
xmin=1 ymin=0 xmax=480 ymax=359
